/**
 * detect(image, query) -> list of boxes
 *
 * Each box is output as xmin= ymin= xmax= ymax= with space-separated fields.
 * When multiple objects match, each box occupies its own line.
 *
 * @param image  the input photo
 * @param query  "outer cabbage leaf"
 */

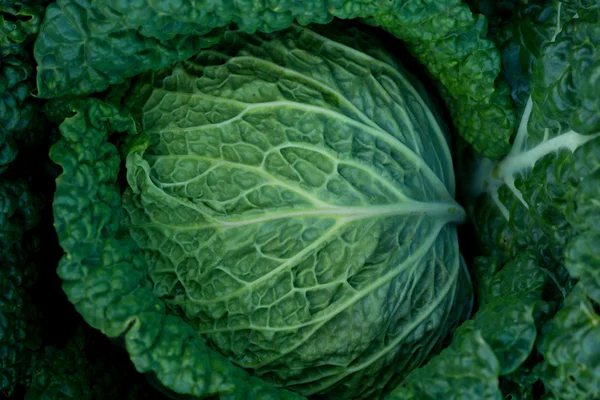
xmin=1 ymin=3 xmax=172 ymax=397
xmin=50 ymin=98 xmax=304 ymax=400
xmin=467 ymin=2 xmax=600 ymax=397
xmin=565 ymin=138 xmax=600 ymax=304
xmin=33 ymin=0 xmax=369 ymax=97
xmin=385 ymin=252 xmax=548 ymax=400
xmin=376 ymin=0 xmax=515 ymax=158
xmin=0 ymin=1 xmax=44 ymax=55
xmin=470 ymin=8 xmax=600 ymax=273
xmin=0 ymin=0 xmax=45 ymax=173
xmin=0 ymin=55 xmax=35 ymax=172
xmin=34 ymin=0 xmax=514 ymax=158
xmin=536 ymin=284 xmax=600 ymax=400
xmin=493 ymin=1 xmax=579 ymax=108
xmin=385 ymin=329 xmax=502 ymax=400
xmin=0 ymin=3 xmax=60 ymax=393
xmin=526 ymin=1 xmax=600 ymax=305
xmin=120 ymin=24 xmax=468 ymax=399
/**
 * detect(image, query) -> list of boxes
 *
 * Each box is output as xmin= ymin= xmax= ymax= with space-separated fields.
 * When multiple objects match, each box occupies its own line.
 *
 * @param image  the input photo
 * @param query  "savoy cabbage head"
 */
xmin=50 ymin=23 xmax=471 ymax=399
xmin=3 ymin=0 xmax=599 ymax=399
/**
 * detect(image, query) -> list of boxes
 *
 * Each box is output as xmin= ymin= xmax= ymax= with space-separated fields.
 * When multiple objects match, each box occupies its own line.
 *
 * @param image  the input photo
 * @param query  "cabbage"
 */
xmin=7 ymin=0 xmax=598 ymax=399
xmin=50 ymin=24 xmax=470 ymax=399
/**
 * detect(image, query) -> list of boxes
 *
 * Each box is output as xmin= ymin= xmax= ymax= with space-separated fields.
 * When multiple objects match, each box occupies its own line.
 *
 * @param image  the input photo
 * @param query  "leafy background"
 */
xmin=2 ymin=0 xmax=600 ymax=399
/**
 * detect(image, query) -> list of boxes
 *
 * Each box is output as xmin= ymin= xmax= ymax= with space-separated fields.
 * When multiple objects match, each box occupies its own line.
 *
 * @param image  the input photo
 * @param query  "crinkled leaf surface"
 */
xmin=50 ymin=98 xmax=305 ymax=400
xmin=120 ymin=25 xmax=468 ymax=398
xmin=385 ymin=252 xmax=547 ymax=400
xmin=537 ymin=284 xmax=600 ymax=400
xmin=34 ymin=0 xmax=514 ymax=158
xmin=386 ymin=327 xmax=502 ymax=400
xmin=470 ymin=4 xmax=600 ymax=272
xmin=0 ymin=0 xmax=44 ymax=173
xmin=465 ymin=2 xmax=600 ymax=398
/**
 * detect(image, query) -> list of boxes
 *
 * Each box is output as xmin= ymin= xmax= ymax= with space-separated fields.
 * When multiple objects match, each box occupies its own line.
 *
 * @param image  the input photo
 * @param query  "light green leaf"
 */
xmin=120 ymin=24 xmax=468 ymax=398
xmin=50 ymin=98 xmax=304 ymax=400
xmin=34 ymin=0 xmax=514 ymax=159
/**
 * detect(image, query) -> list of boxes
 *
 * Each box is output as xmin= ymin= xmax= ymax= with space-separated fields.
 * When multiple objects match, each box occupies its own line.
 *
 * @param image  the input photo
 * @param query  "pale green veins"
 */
xmin=120 ymin=24 xmax=468 ymax=398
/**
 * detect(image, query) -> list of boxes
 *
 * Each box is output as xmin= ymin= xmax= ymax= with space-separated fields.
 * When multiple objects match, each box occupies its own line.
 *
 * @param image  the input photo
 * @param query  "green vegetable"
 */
xmin=33 ymin=0 xmax=514 ymax=158
xmin=49 ymin=23 xmax=471 ymax=398
xmin=0 ymin=2 xmax=172 ymax=398
xmin=0 ymin=0 xmax=44 ymax=173
xmin=403 ymin=1 xmax=600 ymax=399
xmin=3 ymin=0 xmax=599 ymax=398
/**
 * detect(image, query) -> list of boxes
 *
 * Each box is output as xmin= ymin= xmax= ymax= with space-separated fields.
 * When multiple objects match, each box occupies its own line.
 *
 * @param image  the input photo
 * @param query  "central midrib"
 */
xmin=126 ymin=201 xmax=466 ymax=231
xmin=219 ymin=201 xmax=465 ymax=227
